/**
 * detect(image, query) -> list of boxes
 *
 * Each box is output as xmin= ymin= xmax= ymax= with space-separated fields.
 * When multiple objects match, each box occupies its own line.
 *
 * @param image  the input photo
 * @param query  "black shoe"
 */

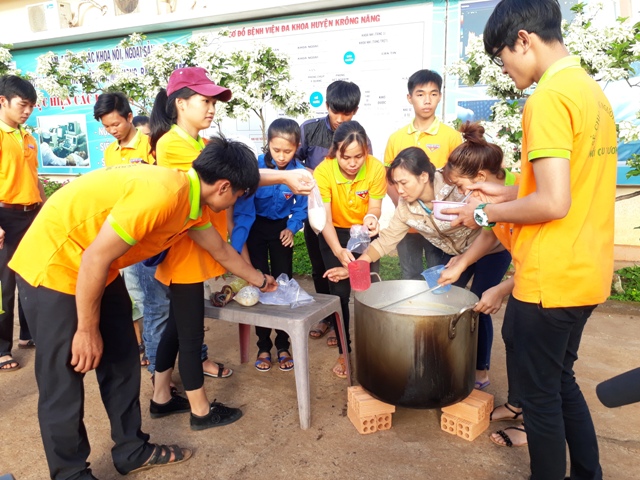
xmin=190 ymin=400 xmax=243 ymax=431
xmin=149 ymin=395 xmax=191 ymax=419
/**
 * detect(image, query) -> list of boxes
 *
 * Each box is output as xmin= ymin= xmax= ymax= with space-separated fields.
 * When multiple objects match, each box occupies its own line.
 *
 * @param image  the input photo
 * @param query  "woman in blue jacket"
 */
xmin=231 ymin=118 xmax=308 ymax=372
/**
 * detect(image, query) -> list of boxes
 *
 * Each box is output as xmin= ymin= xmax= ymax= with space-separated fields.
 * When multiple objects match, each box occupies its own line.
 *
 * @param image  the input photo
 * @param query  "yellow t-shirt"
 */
xmin=0 ymin=119 xmax=41 ymax=205
xmin=511 ymin=56 xmax=617 ymax=307
xmin=9 ymin=164 xmax=211 ymax=295
xmin=314 ymin=155 xmax=387 ymax=229
xmin=103 ymin=128 xmax=153 ymax=167
xmin=384 ymin=117 xmax=462 ymax=169
xmin=155 ymin=125 xmax=227 ymax=284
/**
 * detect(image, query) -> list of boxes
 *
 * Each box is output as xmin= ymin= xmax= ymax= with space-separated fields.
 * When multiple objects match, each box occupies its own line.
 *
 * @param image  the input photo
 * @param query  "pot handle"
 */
xmin=370 ymin=272 xmax=382 ymax=283
xmin=448 ymin=304 xmax=478 ymax=340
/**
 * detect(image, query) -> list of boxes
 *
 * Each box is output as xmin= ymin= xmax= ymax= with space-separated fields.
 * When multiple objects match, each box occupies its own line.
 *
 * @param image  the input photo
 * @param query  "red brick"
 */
xmin=440 ymin=412 xmax=458 ymax=435
xmin=347 ymin=405 xmax=378 ymax=434
xmin=376 ymin=413 xmax=393 ymax=431
xmin=349 ymin=391 xmax=396 ymax=416
xmin=467 ymin=389 xmax=494 ymax=418
xmin=456 ymin=417 xmax=490 ymax=442
xmin=441 ymin=397 xmax=485 ymax=424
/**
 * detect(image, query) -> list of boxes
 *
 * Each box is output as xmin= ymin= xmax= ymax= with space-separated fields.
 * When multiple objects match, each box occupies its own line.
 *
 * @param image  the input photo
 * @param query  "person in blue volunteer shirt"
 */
xmin=231 ymin=118 xmax=308 ymax=373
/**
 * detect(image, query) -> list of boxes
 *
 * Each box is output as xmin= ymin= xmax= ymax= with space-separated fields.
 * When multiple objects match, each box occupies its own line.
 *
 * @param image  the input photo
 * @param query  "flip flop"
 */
xmin=18 ymin=339 xmax=36 ymax=349
xmin=277 ymin=350 xmax=294 ymax=372
xmin=332 ymin=357 xmax=347 ymax=379
xmin=309 ymin=319 xmax=331 ymax=339
xmin=140 ymin=353 xmax=150 ymax=367
xmin=0 ymin=358 xmax=20 ymax=372
xmin=203 ymin=362 xmax=233 ymax=378
xmin=490 ymin=424 xmax=527 ymax=447
xmin=326 ymin=329 xmax=337 ymax=348
xmin=255 ymin=353 xmax=272 ymax=372
xmin=475 ymin=380 xmax=490 ymax=390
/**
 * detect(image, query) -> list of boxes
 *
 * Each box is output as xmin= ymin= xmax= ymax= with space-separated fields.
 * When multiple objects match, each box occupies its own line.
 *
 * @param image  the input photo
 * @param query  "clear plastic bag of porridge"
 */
xmin=307 ymin=185 xmax=326 ymax=234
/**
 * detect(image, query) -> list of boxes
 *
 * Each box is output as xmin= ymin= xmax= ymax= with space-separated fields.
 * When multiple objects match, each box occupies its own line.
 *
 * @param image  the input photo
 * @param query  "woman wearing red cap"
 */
xmin=148 ymin=67 xmax=244 ymax=431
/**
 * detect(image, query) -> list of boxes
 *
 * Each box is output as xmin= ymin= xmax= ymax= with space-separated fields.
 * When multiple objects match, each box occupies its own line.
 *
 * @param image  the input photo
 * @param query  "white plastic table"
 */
xmin=204 ymin=293 xmax=351 ymax=429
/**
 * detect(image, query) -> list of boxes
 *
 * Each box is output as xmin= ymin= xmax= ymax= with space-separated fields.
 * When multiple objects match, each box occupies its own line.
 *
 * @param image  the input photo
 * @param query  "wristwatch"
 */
xmin=474 ymin=203 xmax=496 ymax=227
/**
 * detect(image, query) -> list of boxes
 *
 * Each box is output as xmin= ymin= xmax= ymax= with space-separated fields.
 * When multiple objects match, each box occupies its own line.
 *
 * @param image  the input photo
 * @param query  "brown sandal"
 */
xmin=326 ymin=329 xmax=337 ymax=347
xmin=309 ymin=319 xmax=331 ymax=339
xmin=332 ymin=357 xmax=347 ymax=379
xmin=277 ymin=350 xmax=294 ymax=371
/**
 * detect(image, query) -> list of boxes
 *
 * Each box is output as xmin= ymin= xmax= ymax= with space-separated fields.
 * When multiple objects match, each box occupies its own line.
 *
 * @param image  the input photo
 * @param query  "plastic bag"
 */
xmin=307 ymin=185 xmax=326 ymax=234
xmin=229 ymin=277 xmax=249 ymax=293
xmin=259 ymin=274 xmax=315 ymax=308
xmin=346 ymin=224 xmax=370 ymax=253
xmin=233 ymin=286 xmax=260 ymax=307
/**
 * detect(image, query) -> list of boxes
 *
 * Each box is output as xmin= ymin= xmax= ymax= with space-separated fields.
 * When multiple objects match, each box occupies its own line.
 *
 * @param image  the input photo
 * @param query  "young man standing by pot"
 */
xmin=451 ymin=1 xmax=617 ymax=478
xmin=384 ymin=70 xmax=462 ymax=280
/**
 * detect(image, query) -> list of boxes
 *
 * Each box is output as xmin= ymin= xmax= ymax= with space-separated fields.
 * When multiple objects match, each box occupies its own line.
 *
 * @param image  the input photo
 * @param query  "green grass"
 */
xmin=610 ymin=266 xmax=640 ymax=303
xmin=292 ymin=231 xmax=403 ymax=280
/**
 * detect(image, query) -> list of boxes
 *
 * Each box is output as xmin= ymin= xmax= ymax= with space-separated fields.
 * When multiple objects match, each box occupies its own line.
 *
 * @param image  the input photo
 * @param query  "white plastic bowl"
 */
xmin=431 ymin=200 xmax=466 ymax=221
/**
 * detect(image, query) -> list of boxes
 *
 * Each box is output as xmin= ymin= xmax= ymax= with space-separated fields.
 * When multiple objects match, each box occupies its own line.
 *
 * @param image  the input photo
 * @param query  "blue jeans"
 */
xmin=470 ymin=249 xmax=512 ymax=371
xmin=134 ymin=263 xmax=209 ymax=374
xmin=396 ymin=233 xmax=443 ymax=280
xmin=122 ymin=265 xmax=144 ymax=321
xmin=506 ymin=296 xmax=601 ymax=480
xmin=133 ymin=263 xmax=170 ymax=374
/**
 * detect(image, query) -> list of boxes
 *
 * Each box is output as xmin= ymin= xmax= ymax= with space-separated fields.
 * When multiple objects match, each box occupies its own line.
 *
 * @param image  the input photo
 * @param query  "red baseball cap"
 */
xmin=166 ymin=67 xmax=232 ymax=102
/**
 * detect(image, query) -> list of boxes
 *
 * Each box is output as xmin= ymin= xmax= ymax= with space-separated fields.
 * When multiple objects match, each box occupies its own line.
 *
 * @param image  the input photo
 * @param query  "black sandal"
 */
xmin=491 ymin=423 xmax=527 ymax=448
xmin=126 ymin=444 xmax=192 ymax=474
xmin=490 ymin=403 xmax=523 ymax=422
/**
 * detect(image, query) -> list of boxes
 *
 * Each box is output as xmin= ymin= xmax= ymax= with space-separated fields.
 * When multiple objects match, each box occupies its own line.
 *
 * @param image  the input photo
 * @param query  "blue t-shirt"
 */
xmin=230 ymin=154 xmax=308 ymax=253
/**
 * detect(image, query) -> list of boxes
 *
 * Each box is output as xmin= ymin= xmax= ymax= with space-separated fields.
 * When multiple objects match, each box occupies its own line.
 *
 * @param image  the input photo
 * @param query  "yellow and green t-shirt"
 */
xmin=9 ymin=164 xmax=211 ymax=294
xmin=0 ymin=119 xmax=41 ymax=205
xmin=314 ymin=155 xmax=387 ymax=229
xmin=384 ymin=117 xmax=462 ymax=169
xmin=155 ymin=125 xmax=228 ymax=285
xmin=511 ymin=56 xmax=617 ymax=307
xmin=103 ymin=128 xmax=153 ymax=167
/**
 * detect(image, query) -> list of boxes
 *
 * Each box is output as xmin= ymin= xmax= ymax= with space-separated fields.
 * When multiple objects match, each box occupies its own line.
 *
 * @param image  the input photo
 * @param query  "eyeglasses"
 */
xmin=490 ymin=45 xmax=506 ymax=67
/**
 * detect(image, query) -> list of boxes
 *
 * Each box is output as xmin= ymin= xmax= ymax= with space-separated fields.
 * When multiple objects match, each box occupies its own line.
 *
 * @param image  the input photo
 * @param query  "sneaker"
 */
xmin=190 ymin=400 xmax=243 ymax=431
xmin=149 ymin=395 xmax=191 ymax=419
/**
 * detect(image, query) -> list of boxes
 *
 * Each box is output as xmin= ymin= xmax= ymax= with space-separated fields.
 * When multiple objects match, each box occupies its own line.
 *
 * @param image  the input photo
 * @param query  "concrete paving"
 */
xmin=1 ymin=277 xmax=639 ymax=480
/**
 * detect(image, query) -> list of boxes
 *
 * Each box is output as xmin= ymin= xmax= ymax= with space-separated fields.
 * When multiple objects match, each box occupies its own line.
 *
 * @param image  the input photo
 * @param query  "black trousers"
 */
xmin=506 ymin=297 xmax=601 ymax=480
xmin=247 ymin=216 xmax=291 ymax=353
xmin=155 ymin=282 xmax=206 ymax=391
xmin=0 ymin=208 xmax=37 ymax=356
xmin=303 ymin=221 xmax=334 ymax=325
xmin=17 ymin=275 xmax=153 ymax=479
xmin=318 ymin=227 xmax=379 ymax=354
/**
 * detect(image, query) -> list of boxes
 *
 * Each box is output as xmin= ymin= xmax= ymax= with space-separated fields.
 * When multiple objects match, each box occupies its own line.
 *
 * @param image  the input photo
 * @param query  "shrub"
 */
xmin=40 ymin=177 xmax=70 ymax=198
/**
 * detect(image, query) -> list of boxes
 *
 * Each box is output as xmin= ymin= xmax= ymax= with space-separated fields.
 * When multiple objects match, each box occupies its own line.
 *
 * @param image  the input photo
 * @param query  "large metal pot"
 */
xmin=354 ymin=280 xmax=479 ymax=409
